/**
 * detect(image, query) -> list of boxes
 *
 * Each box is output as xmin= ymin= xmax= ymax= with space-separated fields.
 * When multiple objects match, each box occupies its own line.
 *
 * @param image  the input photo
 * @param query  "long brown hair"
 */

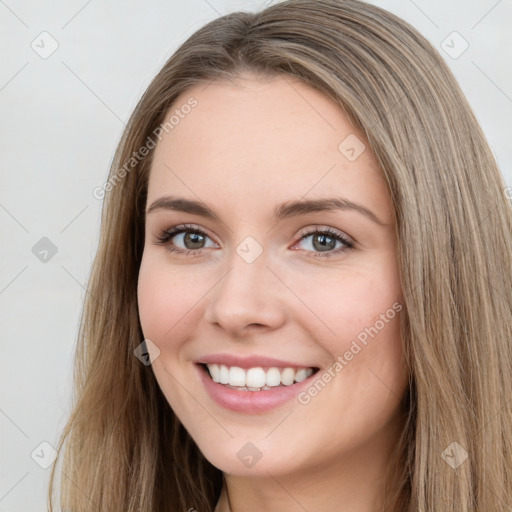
xmin=48 ymin=1 xmax=512 ymax=510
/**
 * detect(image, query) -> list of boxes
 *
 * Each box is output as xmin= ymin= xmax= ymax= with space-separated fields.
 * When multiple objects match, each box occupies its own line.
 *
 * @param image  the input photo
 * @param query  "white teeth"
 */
xmin=246 ymin=367 xmax=267 ymax=388
xmin=266 ymin=367 xmax=281 ymax=387
xmin=219 ymin=364 xmax=229 ymax=384
xmin=229 ymin=366 xmax=246 ymax=387
xmin=208 ymin=363 xmax=220 ymax=383
xmin=294 ymin=368 xmax=309 ymax=383
xmin=280 ymin=367 xmax=295 ymax=386
xmin=205 ymin=364 xmax=315 ymax=389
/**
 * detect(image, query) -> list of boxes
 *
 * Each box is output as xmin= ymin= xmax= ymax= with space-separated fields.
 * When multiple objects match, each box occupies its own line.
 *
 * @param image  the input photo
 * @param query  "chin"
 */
xmin=192 ymin=433 xmax=306 ymax=478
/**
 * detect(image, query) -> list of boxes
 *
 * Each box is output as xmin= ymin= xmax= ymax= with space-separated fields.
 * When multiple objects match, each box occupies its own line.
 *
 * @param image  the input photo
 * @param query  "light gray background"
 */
xmin=1 ymin=1 xmax=510 ymax=510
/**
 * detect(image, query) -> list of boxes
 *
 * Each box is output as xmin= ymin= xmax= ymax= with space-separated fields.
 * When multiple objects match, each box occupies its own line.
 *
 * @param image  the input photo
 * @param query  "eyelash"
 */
xmin=154 ymin=223 xmax=354 ymax=259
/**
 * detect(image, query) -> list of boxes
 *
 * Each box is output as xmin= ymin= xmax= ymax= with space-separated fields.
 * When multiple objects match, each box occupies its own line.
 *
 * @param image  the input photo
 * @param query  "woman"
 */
xmin=48 ymin=1 xmax=512 ymax=510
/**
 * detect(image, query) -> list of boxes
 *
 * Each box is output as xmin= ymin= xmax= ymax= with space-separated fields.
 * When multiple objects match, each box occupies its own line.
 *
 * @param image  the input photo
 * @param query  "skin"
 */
xmin=137 ymin=73 xmax=409 ymax=512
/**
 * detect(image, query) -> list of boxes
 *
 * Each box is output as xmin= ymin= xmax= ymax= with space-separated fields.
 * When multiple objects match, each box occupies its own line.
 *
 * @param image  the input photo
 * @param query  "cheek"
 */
xmin=291 ymin=264 xmax=403 ymax=351
xmin=137 ymin=254 xmax=202 ymax=345
xmin=136 ymin=255 xmax=205 ymax=415
xmin=320 ymin=271 xmax=406 ymax=416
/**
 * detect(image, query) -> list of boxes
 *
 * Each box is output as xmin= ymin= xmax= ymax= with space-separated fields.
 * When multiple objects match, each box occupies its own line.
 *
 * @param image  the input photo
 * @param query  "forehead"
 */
xmin=147 ymin=75 xmax=390 ymax=223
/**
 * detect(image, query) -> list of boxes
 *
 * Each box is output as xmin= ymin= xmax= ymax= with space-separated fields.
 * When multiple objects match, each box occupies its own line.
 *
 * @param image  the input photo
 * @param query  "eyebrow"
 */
xmin=146 ymin=195 xmax=387 ymax=226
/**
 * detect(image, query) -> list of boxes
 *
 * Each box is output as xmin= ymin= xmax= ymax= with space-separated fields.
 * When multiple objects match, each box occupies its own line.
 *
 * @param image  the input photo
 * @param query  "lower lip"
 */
xmin=196 ymin=364 xmax=317 ymax=414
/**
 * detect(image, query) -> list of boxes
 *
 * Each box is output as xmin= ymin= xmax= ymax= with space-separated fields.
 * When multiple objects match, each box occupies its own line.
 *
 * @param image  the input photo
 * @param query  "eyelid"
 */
xmin=157 ymin=223 xmax=218 ymax=245
xmin=295 ymin=225 xmax=354 ymax=244
xmin=156 ymin=223 xmax=353 ymax=243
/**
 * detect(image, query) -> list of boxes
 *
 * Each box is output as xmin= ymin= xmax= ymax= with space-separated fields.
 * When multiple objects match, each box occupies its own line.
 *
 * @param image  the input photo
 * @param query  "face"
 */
xmin=137 ymin=73 xmax=409 ymax=479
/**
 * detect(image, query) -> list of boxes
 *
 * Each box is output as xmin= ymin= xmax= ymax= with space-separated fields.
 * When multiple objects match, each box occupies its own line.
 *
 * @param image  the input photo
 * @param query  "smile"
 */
xmin=205 ymin=363 xmax=315 ymax=391
xmin=196 ymin=363 xmax=320 ymax=414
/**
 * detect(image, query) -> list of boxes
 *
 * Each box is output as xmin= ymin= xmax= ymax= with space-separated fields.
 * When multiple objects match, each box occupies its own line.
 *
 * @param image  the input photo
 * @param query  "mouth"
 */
xmin=197 ymin=363 xmax=320 ymax=392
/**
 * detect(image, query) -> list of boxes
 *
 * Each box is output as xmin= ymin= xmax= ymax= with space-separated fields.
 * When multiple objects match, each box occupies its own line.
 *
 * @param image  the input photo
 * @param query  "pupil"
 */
xmin=313 ymin=234 xmax=335 ymax=251
xmin=185 ymin=232 xmax=204 ymax=249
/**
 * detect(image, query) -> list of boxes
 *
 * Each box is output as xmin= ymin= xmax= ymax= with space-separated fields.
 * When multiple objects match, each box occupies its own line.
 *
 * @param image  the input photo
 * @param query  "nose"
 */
xmin=203 ymin=249 xmax=287 ymax=337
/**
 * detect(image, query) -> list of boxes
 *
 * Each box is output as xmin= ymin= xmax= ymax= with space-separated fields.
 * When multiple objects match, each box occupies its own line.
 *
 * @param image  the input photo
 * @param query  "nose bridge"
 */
xmin=204 ymin=239 xmax=286 ymax=332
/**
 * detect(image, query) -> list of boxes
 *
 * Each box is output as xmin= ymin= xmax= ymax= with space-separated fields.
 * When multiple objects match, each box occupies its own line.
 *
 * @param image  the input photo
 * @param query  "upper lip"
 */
xmin=196 ymin=353 xmax=318 ymax=369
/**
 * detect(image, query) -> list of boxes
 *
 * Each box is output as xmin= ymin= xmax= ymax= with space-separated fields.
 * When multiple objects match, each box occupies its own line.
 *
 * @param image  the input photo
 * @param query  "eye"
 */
xmin=154 ymin=224 xmax=217 ymax=255
xmin=154 ymin=224 xmax=354 ymax=258
xmin=291 ymin=226 xmax=354 ymax=258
